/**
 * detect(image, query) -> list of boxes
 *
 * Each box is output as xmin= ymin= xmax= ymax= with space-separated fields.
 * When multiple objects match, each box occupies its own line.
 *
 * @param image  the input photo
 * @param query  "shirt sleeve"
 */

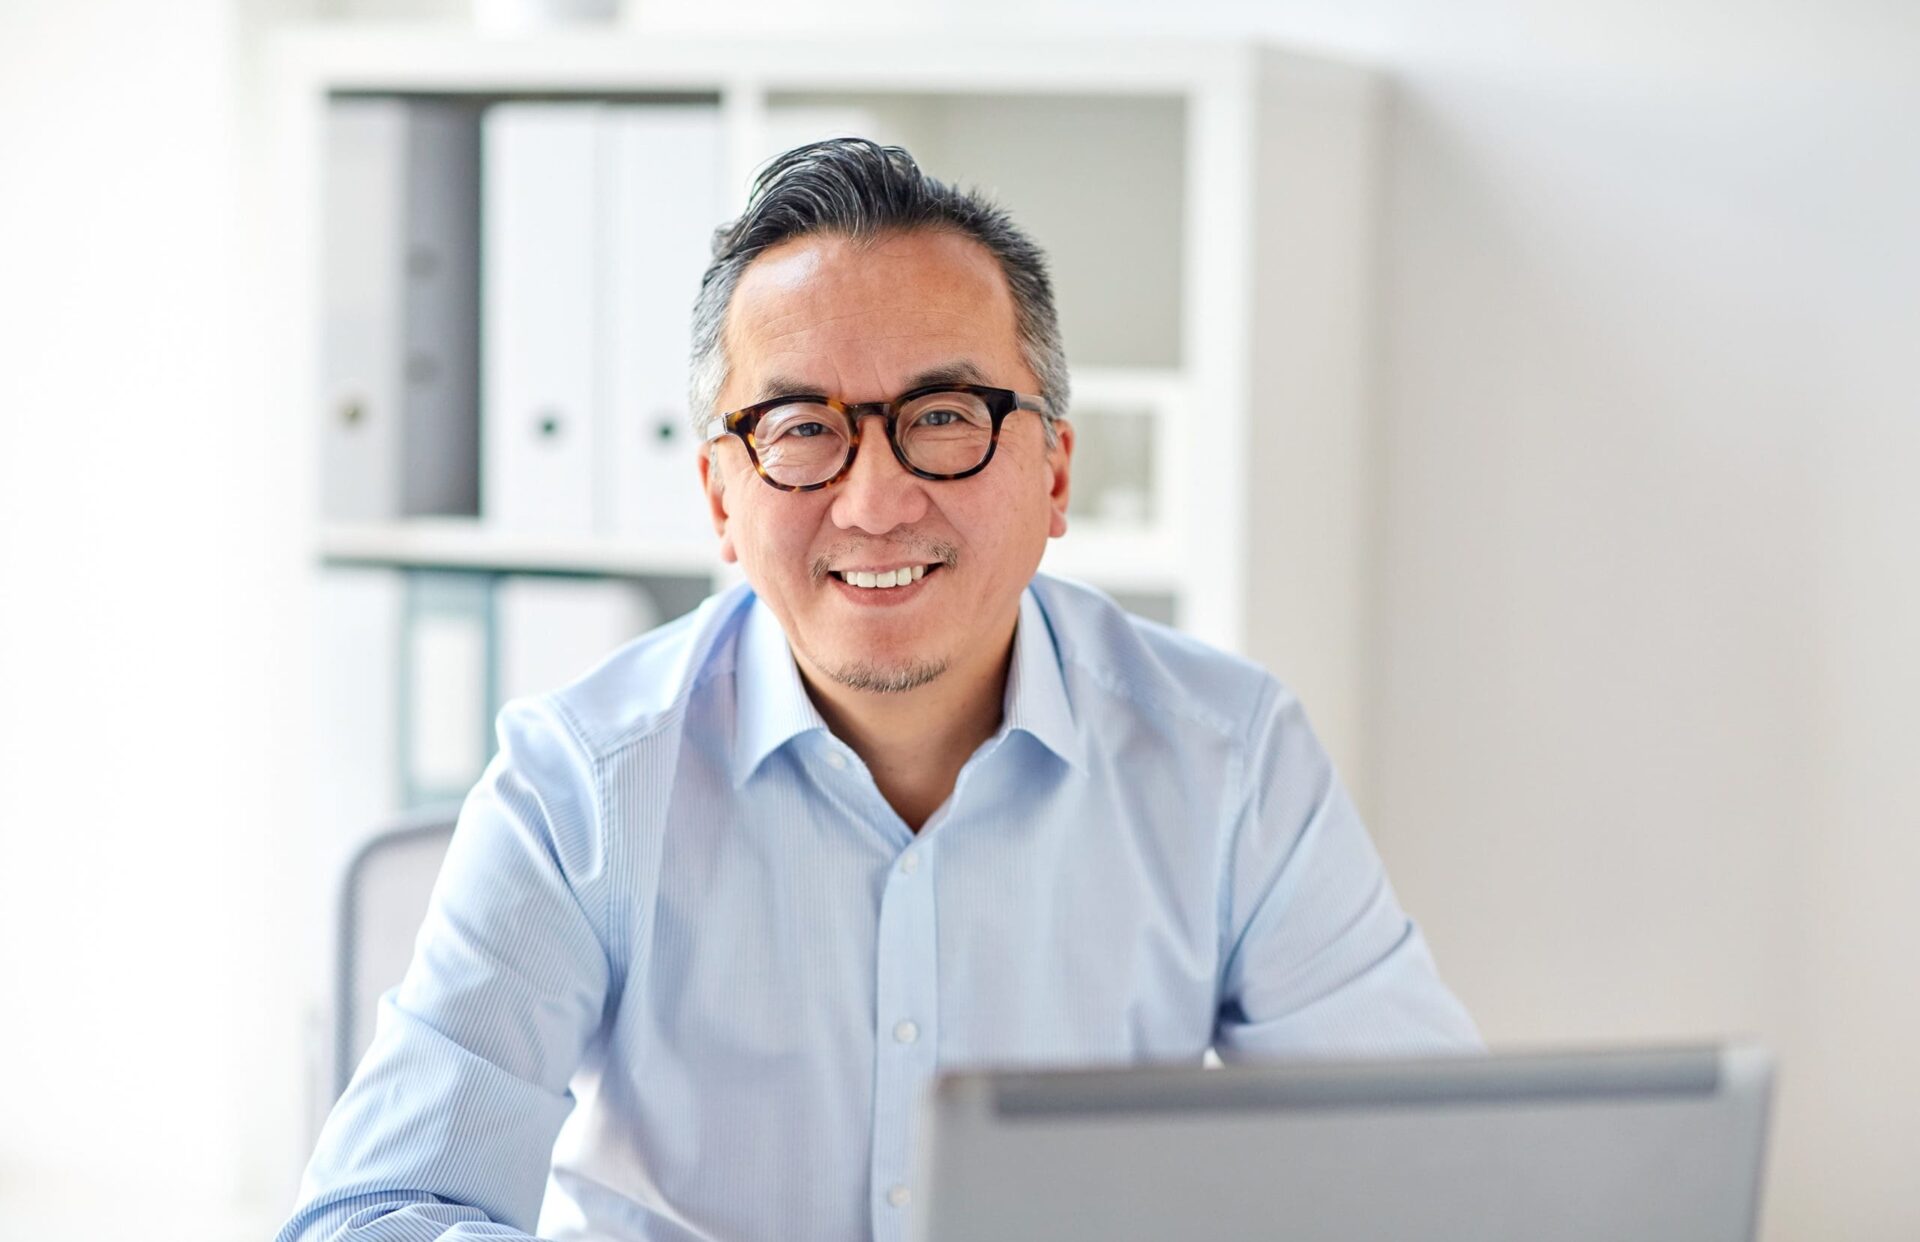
xmin=1213 ymin=681 xmax=1483 ymax=1061
xmin=276 ymin=695 xmax=615 ymax=1242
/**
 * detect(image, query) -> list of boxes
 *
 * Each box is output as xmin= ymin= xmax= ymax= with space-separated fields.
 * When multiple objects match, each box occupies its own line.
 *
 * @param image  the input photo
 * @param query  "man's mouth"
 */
xmin=828 ymin=564 xmax=941 ymax=590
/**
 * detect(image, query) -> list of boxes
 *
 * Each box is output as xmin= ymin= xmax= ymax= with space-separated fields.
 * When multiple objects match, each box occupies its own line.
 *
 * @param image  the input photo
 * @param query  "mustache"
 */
xmin=810 ymin=537 xmax=960 ymax=582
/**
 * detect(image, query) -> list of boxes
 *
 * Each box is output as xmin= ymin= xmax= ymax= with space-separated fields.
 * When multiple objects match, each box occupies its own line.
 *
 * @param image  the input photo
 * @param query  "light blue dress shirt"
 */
xmin=280 ymin=574 xmax=1480 ymax=1242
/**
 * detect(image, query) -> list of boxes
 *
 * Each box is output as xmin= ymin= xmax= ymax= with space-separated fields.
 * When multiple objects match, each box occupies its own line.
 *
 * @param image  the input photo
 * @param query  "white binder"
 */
xmin=308 ymin=564 xmax=407 ymax=1141
xmin=482 ymin=103 xmax=602 ymax=535
xmin=602 ymin=104 xmax=726 ymax=547
xmin=314 ymin=566 xmax=404 ymax=852
xmin=400 ymin=571 xmax=496 ymax=807
xmin=493 ymin=574 xmax=660 ymax=707
xmin=322 ymin=99 xmax=480 ymax=522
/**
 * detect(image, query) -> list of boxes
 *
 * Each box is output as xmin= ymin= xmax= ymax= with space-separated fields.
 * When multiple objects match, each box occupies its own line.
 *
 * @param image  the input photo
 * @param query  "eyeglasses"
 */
xmin=709 ymin=383 xmax=1051 ymax=492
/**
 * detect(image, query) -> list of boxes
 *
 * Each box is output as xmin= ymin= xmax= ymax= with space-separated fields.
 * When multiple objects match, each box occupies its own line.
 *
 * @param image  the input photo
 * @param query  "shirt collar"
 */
xmin=731 ymin=593 xmax=830 ymax=788
xmin=1001 ymin=585 xmax=1085 ymax=772
xmin=729 ymin=583 xmax=1084 ymax=789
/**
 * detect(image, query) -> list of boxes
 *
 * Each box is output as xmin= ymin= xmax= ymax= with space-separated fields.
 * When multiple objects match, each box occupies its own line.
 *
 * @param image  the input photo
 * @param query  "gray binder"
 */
xmin=322 ymin=97 xmax=480 ymax=522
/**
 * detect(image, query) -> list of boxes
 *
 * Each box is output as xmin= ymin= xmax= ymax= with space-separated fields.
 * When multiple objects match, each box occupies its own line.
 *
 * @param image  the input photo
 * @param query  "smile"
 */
xmin=829 ymin=564 xmax=937 ymax=590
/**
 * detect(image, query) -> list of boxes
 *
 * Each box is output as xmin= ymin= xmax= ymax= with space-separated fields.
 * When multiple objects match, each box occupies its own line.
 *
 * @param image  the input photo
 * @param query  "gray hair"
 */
xmin=688 ymin=138 xmax=1069 ymax=444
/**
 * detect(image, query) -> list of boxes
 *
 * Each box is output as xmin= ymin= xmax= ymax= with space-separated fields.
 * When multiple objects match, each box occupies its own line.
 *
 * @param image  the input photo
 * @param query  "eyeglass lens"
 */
xmin=752 ymin=389 xmax=996 ymax=487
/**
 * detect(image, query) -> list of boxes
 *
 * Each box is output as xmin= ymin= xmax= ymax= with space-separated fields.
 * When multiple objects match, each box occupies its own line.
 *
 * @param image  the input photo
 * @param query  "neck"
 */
xmin=797 ymin=613 xmax=1017 ymax=832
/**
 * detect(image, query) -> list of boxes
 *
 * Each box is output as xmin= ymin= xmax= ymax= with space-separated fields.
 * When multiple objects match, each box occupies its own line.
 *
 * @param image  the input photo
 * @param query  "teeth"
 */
xmin=837 ymin=565 xmax=932 ymax=589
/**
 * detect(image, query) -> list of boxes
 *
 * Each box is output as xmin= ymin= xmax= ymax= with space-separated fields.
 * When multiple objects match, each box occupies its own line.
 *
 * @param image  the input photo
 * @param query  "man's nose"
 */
xmin=829 ymin=413 xmax=930 ymax=535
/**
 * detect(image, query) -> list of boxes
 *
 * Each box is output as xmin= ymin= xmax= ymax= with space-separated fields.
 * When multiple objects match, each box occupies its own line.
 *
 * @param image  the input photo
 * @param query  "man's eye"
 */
xmin=916 ymin=408 xmax=962 ymax=427
xmin=766 ymin=418 xmax=829 ymax=440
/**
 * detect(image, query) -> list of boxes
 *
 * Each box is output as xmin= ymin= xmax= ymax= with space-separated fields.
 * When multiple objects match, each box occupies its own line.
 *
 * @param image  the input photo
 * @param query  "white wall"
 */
xmin=1362 ymin=18 xmax=1920 ymax=1239
xmin=0 ymin=1 xmax=284 ymax=1237
xmin=1007 ymin=2 xmax=1916 ymax=1237
xmin=4 ymin=0 xmax=1915 ymax=1237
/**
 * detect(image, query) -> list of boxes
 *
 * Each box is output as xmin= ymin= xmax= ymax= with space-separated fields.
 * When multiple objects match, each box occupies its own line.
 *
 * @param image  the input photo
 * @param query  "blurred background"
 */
xmin=1 ymin=0 xmax=1915 ymax=1238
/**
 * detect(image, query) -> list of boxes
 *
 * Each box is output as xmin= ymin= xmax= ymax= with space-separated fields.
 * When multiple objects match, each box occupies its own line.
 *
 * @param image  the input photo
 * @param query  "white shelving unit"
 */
xmin=265 ymin=22 xmax=1383 ymax=1134
xmin=271 ymin=24 xmax=1383 ymax=730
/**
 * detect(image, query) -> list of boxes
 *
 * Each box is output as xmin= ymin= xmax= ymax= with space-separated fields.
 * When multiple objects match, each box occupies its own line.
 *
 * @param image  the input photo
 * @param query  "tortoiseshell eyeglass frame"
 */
xmin=707 ymin=383 xmax=1052 ymax=493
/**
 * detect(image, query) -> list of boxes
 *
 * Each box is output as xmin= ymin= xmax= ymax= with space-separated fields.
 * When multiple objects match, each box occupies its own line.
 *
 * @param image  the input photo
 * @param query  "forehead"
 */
xmin=721 ymin=228 xmax=1025 ymax=396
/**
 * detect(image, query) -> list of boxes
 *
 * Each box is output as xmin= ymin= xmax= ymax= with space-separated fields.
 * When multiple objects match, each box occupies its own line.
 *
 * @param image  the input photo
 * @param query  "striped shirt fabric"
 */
xmin=278 ymin=573 xmax=1481 ymax=1242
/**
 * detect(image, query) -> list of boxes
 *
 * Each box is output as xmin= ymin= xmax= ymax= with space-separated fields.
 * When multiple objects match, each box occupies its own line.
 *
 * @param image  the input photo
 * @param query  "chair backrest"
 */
xmin=334 ymin=810 xmax=458 ymax=1098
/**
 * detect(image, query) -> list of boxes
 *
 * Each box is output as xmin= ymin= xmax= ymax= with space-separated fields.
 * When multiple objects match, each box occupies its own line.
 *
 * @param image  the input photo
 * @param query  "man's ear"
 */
xmin=698 ymin=441 xmax=739 ymax=564
xmin=1046 ymin=418 xmax=1074 ymax=539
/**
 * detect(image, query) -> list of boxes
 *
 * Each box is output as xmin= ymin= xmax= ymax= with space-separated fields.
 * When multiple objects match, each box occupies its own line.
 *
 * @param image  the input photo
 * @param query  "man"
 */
xmin=279 ymin=139 xmax=1479 ymax=1242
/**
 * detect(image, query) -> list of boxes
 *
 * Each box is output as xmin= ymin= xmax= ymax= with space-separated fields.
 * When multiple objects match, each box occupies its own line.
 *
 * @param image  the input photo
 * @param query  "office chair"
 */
xmin=333 ymin=808 xmax=459 ymax=1099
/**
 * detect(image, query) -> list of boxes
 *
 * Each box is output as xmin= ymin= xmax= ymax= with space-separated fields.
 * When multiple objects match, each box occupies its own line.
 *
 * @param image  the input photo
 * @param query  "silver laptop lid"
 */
xmin=912 ymin=1044 xmax=1773 ymax=1242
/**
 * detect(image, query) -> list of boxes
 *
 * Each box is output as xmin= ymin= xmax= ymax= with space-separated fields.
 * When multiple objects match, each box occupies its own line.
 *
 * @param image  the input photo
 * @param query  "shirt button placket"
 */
xmin=870 ymin=843 xmax=937 ymax=1242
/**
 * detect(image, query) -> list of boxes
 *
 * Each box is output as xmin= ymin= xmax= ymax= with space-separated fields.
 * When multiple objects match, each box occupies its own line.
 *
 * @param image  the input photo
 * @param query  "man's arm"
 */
xmin=277 ymin=696 xmax=614 ymax=1242
xmin=1213 ymin=682 xmax=1483 ymax=1061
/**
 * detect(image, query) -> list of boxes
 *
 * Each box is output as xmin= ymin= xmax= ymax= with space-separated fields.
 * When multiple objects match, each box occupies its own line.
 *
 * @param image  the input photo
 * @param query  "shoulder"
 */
xmin=498 ymin=580 xmax=756 ymax=765
xmin=1028 ymin=572 xmax=1291 ymax=744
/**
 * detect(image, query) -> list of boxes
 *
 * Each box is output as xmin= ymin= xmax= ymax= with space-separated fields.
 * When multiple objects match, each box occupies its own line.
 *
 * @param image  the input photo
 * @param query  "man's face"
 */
xmin=699 ymin=228 xmax=1072 ymax=696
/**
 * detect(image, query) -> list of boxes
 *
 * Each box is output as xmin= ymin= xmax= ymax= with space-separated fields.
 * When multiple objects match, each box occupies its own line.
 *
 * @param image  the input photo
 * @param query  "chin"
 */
xmin=823 ymin=657 xmax=950 ymax=695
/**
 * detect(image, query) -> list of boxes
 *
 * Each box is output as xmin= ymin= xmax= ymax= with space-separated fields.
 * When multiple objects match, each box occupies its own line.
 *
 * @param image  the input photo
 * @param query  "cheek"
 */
xmin=740 ymin=498 xmax=831 ymax=579
xmin=762 ymin=524 xmax=814 ymax=573
xmin=947 ymin=466 xmax=1051 ymax=562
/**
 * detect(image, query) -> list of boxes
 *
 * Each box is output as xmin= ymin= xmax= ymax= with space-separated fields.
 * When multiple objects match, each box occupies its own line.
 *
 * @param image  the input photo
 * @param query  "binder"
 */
xmin=482 ymin=103 xmax=602 ymax=535
xmin=307 ymin=565 xmax=406 ymax=1141
xmin=400 ymin=571 xmax=496 ymax=807
xmin=321 ymin=98 xmax=480 ymax=522
xmin=314 ymin=566 xmax=404 ymax=852
xmin=602 ymin=104 xmax=726 ymax=547
xmin=322 ymin=101 xmax=402 ymax=522
xmin=399 ymin=103 xmax=482 ymax=517
xmin=493 ymin=574 xmax=660 ymax=706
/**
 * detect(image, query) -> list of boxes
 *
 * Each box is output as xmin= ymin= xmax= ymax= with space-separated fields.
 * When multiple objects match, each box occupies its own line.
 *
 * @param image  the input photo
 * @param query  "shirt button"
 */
xmin=823 ymin=749 xmax=848 ymax=771
xmin=887 ymin=1184 xmax=912 ymax=1208
xmin=898 ymin=851 xmax=919 ymax=875
xmin=893 ymin=1019 xmax=919 ymax=1045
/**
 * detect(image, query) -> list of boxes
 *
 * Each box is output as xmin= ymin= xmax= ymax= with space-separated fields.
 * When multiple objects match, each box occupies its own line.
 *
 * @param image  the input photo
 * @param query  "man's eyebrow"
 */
xmin=746 ymin=360 xmax=993 ymax=406
xmin=750 ymin=374 xmax=826 ymax=404
xmin=900 ymin=360 xmax=992 ymax=390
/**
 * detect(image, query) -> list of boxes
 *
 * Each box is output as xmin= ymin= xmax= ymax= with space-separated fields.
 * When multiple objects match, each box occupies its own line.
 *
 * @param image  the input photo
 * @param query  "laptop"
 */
xmin=910 ymin=1043 xmax=1773 ymax=1242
